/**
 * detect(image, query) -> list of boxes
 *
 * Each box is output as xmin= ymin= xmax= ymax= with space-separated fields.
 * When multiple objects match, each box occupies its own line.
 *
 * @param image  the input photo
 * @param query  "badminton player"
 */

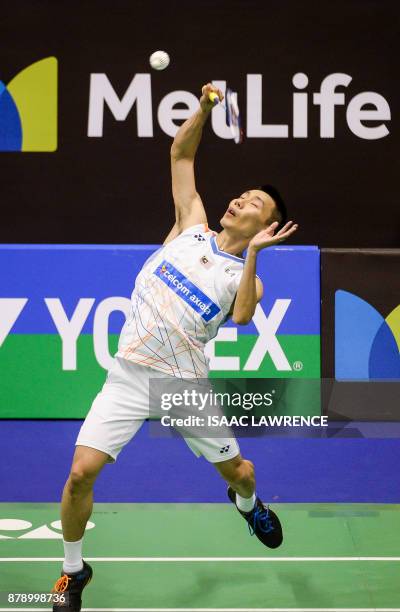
xmin=51 ymin=83 xmax=298 ymax=611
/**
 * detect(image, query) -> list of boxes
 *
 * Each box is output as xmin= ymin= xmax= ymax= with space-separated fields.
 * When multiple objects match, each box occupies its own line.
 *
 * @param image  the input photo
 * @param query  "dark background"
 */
xmin=0 ymin=0 xmax=399 ymax=246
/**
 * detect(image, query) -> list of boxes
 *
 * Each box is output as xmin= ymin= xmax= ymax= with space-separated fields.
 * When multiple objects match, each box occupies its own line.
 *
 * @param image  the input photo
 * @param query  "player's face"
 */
xmin=220 ymin=189 xmax=277 ymax=237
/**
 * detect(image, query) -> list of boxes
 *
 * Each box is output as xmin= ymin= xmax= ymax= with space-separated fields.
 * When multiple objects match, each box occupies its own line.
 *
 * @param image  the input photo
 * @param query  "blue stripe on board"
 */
xmin=0 ymin=245 xmax=319 ymax=335
xmin=0 ymin=248 xmax=158 ymax=334
xmin=0 ymin=420 xmax=399 ymax=503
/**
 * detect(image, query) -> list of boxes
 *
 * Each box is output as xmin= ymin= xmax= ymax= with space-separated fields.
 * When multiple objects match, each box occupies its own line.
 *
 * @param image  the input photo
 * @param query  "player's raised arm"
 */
xmin=169 ymin=83 xmax=223 ymax=232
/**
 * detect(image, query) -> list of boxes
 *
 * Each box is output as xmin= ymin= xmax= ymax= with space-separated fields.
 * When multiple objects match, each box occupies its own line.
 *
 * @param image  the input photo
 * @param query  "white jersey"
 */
xmin=116 ymin=223 xmax=244 ymax=378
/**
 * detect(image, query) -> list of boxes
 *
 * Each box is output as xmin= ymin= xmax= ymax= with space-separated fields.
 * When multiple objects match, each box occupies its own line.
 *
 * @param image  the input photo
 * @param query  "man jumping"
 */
xmin=51 ymin=83 xmax=298 ymax=611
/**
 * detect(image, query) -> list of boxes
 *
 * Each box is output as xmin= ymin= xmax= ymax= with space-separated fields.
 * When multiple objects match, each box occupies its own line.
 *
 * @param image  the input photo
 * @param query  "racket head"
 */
xmin=225 ymin=88 xmax=243 ymax=144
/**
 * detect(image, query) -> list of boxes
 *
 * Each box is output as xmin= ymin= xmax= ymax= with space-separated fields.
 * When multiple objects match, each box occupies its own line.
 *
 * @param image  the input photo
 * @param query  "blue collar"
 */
xmin=211 ymin=235 xmax=245 ymax=263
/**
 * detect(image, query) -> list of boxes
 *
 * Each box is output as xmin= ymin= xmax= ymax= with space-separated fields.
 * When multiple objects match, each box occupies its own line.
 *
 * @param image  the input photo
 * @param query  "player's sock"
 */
xmin=62 ymin=537 xmax=84 ymax=573
xmin=235 ymin=492 xmax=256 ymax=513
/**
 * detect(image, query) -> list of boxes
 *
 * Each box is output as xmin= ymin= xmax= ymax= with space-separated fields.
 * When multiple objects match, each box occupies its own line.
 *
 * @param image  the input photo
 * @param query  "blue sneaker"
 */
xmin=227 ymin=486 xmax=283 ymax=549
xmin=51 ymin=560 xmax=93 ymax=611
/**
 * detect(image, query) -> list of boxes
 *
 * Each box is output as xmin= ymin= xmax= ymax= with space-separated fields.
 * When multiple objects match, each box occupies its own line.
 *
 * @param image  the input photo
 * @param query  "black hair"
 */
xmin=258 ymin=184 xmax=287 ymax=229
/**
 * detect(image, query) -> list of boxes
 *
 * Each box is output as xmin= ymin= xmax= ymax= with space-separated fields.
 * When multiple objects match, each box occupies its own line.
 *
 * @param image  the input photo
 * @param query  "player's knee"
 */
xmin=68 ymin=465 xmax=97 ymax=495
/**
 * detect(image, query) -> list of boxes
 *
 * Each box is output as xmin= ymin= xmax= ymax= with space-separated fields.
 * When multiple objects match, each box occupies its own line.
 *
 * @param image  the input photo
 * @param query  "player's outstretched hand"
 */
xmin=200 ymin=83 xmax=224 ymax=111
xmin=248 ymin=221 xmax=299 ymax=252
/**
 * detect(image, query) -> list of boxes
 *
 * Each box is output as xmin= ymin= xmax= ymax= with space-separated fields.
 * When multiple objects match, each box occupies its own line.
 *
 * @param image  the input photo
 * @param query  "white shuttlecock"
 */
xmin=149 ymin=50 xmax=170 ymax=71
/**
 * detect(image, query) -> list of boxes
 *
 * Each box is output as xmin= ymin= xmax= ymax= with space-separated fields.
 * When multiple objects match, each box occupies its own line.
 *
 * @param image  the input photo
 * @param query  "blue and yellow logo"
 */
xmin=0 ymin=57 xmax=57 ymax=152
xmin=335 ymin=290 xmax=400 ymax=380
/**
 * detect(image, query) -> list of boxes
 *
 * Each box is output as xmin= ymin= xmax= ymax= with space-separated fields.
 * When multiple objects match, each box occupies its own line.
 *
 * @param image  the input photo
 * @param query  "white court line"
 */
xmin=1 ymin=556 xmax=400 ymax=562
xmin=2 ymin=608 xmax=400 ymax=612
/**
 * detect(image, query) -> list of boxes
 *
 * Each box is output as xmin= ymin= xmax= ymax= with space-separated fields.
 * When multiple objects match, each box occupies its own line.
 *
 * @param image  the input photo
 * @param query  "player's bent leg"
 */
xmin=213 ymin=453 xmax=283 ymax=550
xmin=51 ymin=445 xmax=109 ymax=611
xmin=61 ymin=445 xmax=110 ymax=542
xmin=51 ymin=358 xmax=149 ymax=609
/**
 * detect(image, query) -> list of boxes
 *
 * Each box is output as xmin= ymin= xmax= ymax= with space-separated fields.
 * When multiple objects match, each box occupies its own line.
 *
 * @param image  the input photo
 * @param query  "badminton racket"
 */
xmin=209 ymin=88 xmax=243 ymax=144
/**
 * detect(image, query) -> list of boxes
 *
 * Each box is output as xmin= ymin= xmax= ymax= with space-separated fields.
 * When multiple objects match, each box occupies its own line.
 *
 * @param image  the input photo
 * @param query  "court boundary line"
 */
xmin=1 ymin=607 xmax=400 ymax=611
xmin=1 ymin=556 xmax=400 ymax=562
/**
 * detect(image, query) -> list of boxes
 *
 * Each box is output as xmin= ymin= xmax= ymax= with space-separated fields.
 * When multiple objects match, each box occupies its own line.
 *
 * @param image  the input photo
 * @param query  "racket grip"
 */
xmin=208 ymin=92 xmax=219 ymax=105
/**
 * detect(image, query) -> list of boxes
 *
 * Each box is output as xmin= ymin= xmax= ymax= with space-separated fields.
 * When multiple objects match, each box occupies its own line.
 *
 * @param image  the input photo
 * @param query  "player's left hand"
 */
xmin=248 ymin=221 xmax=299 ymax=252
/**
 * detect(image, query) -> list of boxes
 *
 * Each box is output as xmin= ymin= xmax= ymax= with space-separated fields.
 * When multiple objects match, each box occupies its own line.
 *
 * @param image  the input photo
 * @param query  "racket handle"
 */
xmin=208 ymin=92 xmax=220 ymax=105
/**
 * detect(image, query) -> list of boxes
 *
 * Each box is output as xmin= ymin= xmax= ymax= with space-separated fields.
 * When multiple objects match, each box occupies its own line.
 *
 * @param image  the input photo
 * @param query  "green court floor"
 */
xmin=0 ymin=503 xmax=399 ymax=610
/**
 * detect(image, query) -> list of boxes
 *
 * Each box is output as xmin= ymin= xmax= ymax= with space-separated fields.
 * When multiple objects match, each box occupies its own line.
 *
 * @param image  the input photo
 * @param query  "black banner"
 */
xmin=0 ymin=0 xmax=399 ymax=247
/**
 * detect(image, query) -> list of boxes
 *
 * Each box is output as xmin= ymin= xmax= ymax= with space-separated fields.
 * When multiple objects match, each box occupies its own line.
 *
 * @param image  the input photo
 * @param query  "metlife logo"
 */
xmin=1 ymin=61 xmax=390 ymax=150
xmin=0 ymin=245 xmax=320 ymax=418
xmin=87 ymin=73 xmax=391 ymax=141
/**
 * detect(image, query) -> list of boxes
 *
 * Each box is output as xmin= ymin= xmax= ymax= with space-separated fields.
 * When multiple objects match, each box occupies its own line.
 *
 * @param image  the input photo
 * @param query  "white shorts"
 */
xmin=76 ymin=357 xmax=240 ymax=464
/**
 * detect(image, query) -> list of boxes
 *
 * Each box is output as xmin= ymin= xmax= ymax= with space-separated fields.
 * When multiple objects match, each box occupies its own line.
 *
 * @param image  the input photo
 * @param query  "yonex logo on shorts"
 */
xmin=154 ymin=260 xmax=221 ymax=322
xmin=220 ymin=445 xmax=230 ymax=454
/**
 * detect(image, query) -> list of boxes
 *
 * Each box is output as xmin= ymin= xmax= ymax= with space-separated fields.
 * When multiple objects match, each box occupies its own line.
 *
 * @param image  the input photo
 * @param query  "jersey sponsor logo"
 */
xmin=154 ymin=260 xmax=221 ymax=322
